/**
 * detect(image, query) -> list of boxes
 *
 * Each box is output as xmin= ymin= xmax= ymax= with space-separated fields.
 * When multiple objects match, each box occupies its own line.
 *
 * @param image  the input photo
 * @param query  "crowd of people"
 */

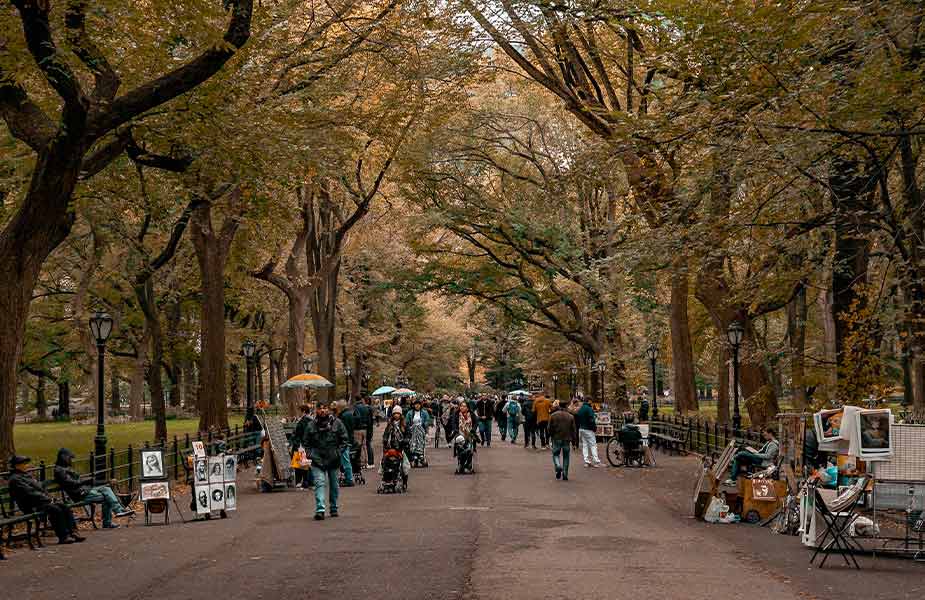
xmin=285 ymin=390 xmax=613 ymax=521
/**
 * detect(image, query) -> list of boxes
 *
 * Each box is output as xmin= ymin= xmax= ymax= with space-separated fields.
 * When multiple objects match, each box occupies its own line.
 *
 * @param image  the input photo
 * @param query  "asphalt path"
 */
xmin=2 ymin=431 xmax=923 ymax=600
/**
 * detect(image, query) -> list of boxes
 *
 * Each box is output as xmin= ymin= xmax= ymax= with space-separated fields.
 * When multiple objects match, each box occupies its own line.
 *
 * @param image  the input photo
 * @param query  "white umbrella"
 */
xmin=372 ymin=386 xmax=397 ymax=396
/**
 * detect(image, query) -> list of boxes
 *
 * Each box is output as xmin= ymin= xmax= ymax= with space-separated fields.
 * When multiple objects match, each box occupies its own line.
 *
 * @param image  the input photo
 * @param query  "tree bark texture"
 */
xmin=669 ymin=266 xmax=697 ymax=414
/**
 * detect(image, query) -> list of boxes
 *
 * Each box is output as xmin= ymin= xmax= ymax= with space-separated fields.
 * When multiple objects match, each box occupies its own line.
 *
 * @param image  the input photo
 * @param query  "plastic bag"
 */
xmin=704 ymin=496 xmax=729 ymax=523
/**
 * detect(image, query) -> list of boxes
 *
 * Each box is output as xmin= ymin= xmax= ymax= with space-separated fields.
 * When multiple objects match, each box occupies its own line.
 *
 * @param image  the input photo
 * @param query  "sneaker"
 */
xmin=330 ymin=511 xmax=339 ymax=518
xmin=71 ymin=534 xmax=86 ymax=542
xmin=723 ymin=479 xmax=736 ymax=487
xmin=584 ymin=463 xmax=591 ymax=468
xmin=555 ymin=469 xmax=562 ymax=480
xmin=314 ymin=513 xmax=325 ymax=521
xmin=102 ymin=523 xmax=120 ymax=529
xmin=593 ymin=462 xmax=605 ymax=468
xmin=114 ymin=509 xmax=135 ymax=518
xmin=58 ymin=537 xmax=75 ymax=545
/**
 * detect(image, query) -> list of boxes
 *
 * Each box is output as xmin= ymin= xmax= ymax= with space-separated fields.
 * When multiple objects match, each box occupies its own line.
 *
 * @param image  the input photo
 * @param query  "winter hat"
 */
xmin=392 ymin=405 xmax=403 ymax=416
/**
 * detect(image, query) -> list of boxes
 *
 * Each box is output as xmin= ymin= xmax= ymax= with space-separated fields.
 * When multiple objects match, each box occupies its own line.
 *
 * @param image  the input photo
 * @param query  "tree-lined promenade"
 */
xmin=2 ymin=1 xmax=923 ymax=466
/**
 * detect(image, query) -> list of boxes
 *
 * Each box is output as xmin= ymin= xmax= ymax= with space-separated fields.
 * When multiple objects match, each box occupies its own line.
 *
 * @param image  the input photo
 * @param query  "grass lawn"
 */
xmin=14 ymin=417 xmax=245 ymax=465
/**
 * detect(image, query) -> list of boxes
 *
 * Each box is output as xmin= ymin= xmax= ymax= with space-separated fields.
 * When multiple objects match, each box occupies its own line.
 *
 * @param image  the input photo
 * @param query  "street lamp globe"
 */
xmin=570 ymin=365 xmax=578 ymax=376
xmin=726 ymin=321 xmax=744 ymax=347
xmin=597 ymin=359 xmax=606 ymax=373
xmin=645 ymin=344 xmax=659 ymax=361
xmin=345 ymin=365 xmax=352 ymax=377
xmin=552 ymin=373 xmax=559 ymax=382
xmin=242 ymin=339 xmax=256 ymax=358
xmin=88 ymin=310 xmax=114 ymax=344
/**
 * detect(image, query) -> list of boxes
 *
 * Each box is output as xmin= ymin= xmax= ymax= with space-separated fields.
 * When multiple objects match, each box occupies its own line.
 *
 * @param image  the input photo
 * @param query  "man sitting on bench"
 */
xmin=54 ymin=448 xmax=134 ymax=529
xmin=724 ymin=428 xmax=780 ymax=486
xmin=8 ymin=455 xmax=86 ymax=545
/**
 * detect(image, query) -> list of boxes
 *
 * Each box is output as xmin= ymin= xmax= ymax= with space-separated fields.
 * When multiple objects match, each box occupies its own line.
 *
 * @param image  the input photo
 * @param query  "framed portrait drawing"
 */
xmin=209 ymin=483 xmax=225 ymax=511
xmin=856 ymin=409 xmax=892 ymax=458
xmin=140 ymin=449 xmax=166 ymax=480
xmin=814 ymin=409 xmax=845 ymax=444
xmin=208 ymin=455 xmax=225 ymax=484
xmin=140 ymin=480 xmax=170 ymax=501
xmin=194 ymin=458 xmax=208 ymax=485
xmin=224 ymin=483 xmax=237 ymax=511
xmin=224 ymin=455 xmax=237 ymax=482
xmin=196 ymin=487 xmax=211 ymax=515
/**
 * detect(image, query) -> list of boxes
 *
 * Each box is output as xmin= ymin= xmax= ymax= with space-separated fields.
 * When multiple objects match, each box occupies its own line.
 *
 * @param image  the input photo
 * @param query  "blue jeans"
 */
xmin=83 ymin=485 xmax=125 ymax=527
xmin=311 ymin=466 xmax=340 ymax=514
xmin=340 ymin=447 xmax=354 ymax=484
xmin=730 ymin=451 xmax=762 ymax=480
xmin=507 ymin=416 xmax=519 ymax=442
xmin=478 ymin=420 xmax=492 ymax=446
xmin=552 ymin=440 xmax=570 ymax=478
xmin=498 ymin=418 xmax=507 ymax=440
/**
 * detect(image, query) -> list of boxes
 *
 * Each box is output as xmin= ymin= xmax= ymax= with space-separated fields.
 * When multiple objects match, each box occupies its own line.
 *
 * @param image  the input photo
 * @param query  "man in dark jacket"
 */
xmin=548 ymin=405 xmax=578 ymax=480
xmin=54 ymin=448 xmax=133 ymax=528
xmin=475 ymin=396 xmax=494 ymax=447
xmin=494 ymin=396 xmax=507 ymax=441
xmin=9 ymin=455 xmax=85 ymax=544
xmin=575 ymin=396 xmax=603 ymax=467
xmin=335 ymin=401 xmax=356 ymax=486
xmin=353 ymin=396 xmax=374 ymax=468
xmin=522 ymin=396 xmax=537 ymax=449
xmin=300 ymin=402 xmax=350 ymax=520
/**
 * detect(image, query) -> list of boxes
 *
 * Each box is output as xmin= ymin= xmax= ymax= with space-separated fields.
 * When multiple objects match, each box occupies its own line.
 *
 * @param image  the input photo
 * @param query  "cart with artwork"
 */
xmin=190 ymin=441 xmax=238 ymax=520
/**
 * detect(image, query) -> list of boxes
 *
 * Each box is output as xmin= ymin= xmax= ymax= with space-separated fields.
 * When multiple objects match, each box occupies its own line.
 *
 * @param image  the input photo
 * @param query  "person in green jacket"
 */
xmin=575 ymin=396 xmax=603 ymax=468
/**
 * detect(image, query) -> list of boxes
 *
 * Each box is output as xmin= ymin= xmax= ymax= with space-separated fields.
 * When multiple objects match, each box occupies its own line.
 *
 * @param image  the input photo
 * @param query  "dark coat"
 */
xmin=382 ymin=420 xmax=409 ymax=451
xmin=494 ymin=400 xmax=506 ymax=423
xmin=522 ymin=398 xmax=536 ymax=423
xmin=9 ymin=471 xmax=53 ymax=513
xmin=53 ymin=448 xmax=88 ymax=502
xmin=353 ymin=403 xmax=373 ymax=433
xmin=291 ymin=414 xmax=312 ymax=454
xmin=300 ymin=415 xmax=349 ymax=470
xmin=548 ymin=410 xmax=578 ymax=445
xmin=339 ymin=408 xmax=356 ymax=441
xmin=575 ymin=402 xmax=597 ymax=431
xmin=475 ymin=399 xmax=494 ymax=421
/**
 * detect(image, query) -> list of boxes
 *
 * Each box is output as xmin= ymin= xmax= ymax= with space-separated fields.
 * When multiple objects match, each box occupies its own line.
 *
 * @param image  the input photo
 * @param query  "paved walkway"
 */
xmin=3 ymin=434 xmax=923 ymax=599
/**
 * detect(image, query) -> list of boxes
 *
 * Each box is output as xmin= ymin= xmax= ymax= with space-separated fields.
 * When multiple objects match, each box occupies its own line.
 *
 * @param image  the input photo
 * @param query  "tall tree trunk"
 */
xmin=285 ymin=295 xmax=307 ymax=415
xmin=110 ymin=367 xmax=121 ymax=414
xmin=136 ymin=279 xmax=167 ymax=441
xmin=913 ymin=354 xmax=925 ymax=421
xmin=787 ymin=283 xmax=809 ymax=409
xmin=717 ymin=347 xmax=729 ymax=424
xmin=129 ymin=342 xmax=147 ymax=421
xmin=310 ymin=264 xmax=340 ymax=404
xmin=57 ymin=380 xmax=70 ymax=419
xmin=670 ymin=267 xmax=698 ymax=413
xmin=230 ymin=362 xmax=241 ymax=407
xmin=817 ymin=278 xmax=838 ymax=403
xmin=35 ymin=374 xmax=47 ymax=420
xmin=183 ymin=360 xmax=198 ymax=411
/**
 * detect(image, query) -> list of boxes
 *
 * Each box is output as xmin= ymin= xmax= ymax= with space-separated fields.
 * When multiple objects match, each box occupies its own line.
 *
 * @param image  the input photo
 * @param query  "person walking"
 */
xmin=405 ymin=398 xmax=432 ymax=465
xmin=575 ymin=395 xmax=603 ymax=467
xmin=54 ymin=448 xmax=134 ymax=528
xmin=441 ymin=396 xmax=456 ymax=445
xmin=335 ymin=401 xmax=356 ymax=486
xmin=533 ymin=395 xmax=552 ymax=449
xmin=476 ymin=396 xmax=494 ymax=447
xmin=522 ymin=395 xmax=537 ymax=449
xmin=353 ymin=395 xmax=375 ymax=469
xmin=504 ymin=396 xmax=521 ymax=444
xmin=299 ymin=401 xmax=350 ymax=520
xmin=9 ymin=455 xmax=86 ymax=544
xmin=548 ymin=403 xmax=578 ymax=480
xmin=494 ymin=395 xmax=507 ymax=441
xmin=291 ymin=404 xmax=314 ymax=489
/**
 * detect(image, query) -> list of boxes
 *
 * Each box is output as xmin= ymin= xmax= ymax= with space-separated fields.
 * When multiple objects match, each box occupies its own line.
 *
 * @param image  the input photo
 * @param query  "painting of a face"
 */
xmin=141 ymin=450 xmax=165 ymax=479
xmin=225 ymin=484 xmax=237 ymax=510
xmin=209 ymin=484 xmax=225 ymax=511
xmin=208 ymin=456 xmax=224 ymax=484
xmin=198 ymin=491 xmax=208 ymax=508
xmin=859 ymin=412 xmax=891 ymax=451
xmin=224 ymin=456 xmax=236 ymax=481
xmin=817 ymin=409 xmax=845 ymax=442
xmin=195 ymin=459 xmax=207 ymax=483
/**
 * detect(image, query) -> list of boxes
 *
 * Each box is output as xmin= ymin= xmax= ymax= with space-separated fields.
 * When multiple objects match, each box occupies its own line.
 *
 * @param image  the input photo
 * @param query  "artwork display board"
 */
xmin=258 ymin=413 xmax=292 ymax=482
xmin=195 ymin=485 xmax=211 ymax=515
xmin=140 ymin=480 xmax=170 ymax=501
xmin=140 ymin=449 xmax=166 ymax=480
xmin=872 ymin=424 xmax=925 ymax=481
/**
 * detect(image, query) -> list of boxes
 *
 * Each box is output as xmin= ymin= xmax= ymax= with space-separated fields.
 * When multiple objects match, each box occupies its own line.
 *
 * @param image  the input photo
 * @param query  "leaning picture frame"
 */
xmin=140 ymin=480 xmax=170 ymax=501
xmin=140 ymin=449 xmax=166 ymax=480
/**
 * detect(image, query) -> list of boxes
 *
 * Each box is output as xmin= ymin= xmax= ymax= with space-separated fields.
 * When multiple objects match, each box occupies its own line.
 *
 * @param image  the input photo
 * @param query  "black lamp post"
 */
xmin=646 ymin=345 xmax=659 ymax=419
xmin=597 ymin=360 xmax=606 ymax=405
xmin=569 ymin=364 xmax=578 ymax=399
xmin=89 ymin=310 xmax=113 ymax=485
xmin=362 ymin=370 xmax=370 ymax=395
xmin=727 ymin=321 xmax=744 ymax=434
xmin=345 ymin=365 xmax=352 ymax=401
xmin=552 ymin=373 xmax=559 ymax=401
xmin=243 ymin=340 xmax=256 ymax=419
xmin=381 ymin=375 xmax=387 ymax=388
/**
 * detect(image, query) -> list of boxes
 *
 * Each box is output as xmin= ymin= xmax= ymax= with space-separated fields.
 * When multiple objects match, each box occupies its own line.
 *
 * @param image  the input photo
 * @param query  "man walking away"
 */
xmin=533 ymin=395 xmax=552 ymax=449
xmin=575 ymin=395 xmax=603 ymax=467
xmin=549 ymin=404 xmax=578 ymax=480
xmin=300 ymin=402 xmax=349 ymax=520
xmin=522 ymin=395 xmax=537 ymax=449
xmin=505 ymin=396 xmax=521 ymax=443
xmin=494 ymin=395 xmax=507 ymax=441
xmin=353 ymin=396 xmax=374 ymax=468
xmin=476 ymin=396 xmax=494 ymax=447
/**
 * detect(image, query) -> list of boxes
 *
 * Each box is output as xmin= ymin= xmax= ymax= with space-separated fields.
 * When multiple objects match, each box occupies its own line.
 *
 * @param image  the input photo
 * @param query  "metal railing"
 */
xmin=648 ymin=413 xmax=762 ymax=456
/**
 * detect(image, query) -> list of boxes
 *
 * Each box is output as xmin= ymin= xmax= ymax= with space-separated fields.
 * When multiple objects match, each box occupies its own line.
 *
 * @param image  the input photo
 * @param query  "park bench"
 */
xmin=648 ymin=424 xmax=689 ymax=455
xmin=0 ymin=485 xmax=43 ymax=560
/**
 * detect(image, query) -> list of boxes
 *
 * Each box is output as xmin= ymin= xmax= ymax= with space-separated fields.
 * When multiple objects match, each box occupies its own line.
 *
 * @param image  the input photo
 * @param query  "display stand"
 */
xmin=190 ymin=442 xmax=236 ymax=521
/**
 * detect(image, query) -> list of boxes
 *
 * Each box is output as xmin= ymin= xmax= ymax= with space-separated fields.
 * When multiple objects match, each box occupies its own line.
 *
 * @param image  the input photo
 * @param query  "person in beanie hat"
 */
xmin=9 ymin=455 xmax=86 ymax=544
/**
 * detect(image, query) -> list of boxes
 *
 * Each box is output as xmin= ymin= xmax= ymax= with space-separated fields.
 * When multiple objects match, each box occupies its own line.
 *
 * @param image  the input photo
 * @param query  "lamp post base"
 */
xmin=94 ymin=433 xmax=108 ymax=485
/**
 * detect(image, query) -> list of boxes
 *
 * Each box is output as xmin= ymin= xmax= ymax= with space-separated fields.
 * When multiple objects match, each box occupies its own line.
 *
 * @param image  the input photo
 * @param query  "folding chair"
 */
xmin=809 ymin=476 xmax=869 ymax=569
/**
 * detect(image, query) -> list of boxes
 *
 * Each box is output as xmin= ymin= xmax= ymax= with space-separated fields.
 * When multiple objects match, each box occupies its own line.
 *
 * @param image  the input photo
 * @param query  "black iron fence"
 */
xmin=648 ymin=413 xmax=763 ymax=456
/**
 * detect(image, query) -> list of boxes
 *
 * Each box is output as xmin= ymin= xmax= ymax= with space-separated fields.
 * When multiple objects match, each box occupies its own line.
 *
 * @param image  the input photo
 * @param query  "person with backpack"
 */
xmin=522 ymin=395 xmax=537 ymax=449
xmin=504 ymin=396 xmax=521 ymax=444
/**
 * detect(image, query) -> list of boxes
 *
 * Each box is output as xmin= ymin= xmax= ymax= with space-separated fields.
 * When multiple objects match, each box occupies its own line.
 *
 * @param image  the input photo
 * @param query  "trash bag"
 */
xmin=704 ymin=496 xmax=729 ymax=523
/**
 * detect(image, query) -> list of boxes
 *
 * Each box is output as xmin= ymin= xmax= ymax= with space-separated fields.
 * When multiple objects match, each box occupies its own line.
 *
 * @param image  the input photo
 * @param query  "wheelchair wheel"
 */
xmin=606 ymin=438 xmax=624 ymax=467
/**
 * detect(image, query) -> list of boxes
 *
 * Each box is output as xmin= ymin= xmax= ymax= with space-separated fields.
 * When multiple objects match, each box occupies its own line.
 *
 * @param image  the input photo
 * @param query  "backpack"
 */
xmin=506 ymin=400 xmax=521 ymax=417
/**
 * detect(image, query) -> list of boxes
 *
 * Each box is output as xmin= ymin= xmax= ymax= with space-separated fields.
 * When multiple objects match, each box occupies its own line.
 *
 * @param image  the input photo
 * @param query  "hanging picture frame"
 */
xmin=209 ymin=483 xmax=225 ymax=511
xmin=225 ymin=483 xmax=237 ymax=511
xmin=208 ymin=455 xmax=224 ymax=484
xmin=196 ymin=485 xmax=211 ymax=515
xmin=224 ymin=454 xmax=237 ymax=482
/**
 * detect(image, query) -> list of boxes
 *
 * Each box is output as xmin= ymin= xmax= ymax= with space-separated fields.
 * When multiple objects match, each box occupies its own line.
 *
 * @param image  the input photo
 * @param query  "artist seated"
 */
xmin=724 ymin=427 xmax=779 ymax=486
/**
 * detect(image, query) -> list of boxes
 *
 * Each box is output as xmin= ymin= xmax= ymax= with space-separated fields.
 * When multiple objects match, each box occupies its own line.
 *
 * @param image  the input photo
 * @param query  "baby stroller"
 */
xmin=454 ymin=434 xmax=476 ymax=475
xmin=377 ymin=449 xmax=408 ymax=494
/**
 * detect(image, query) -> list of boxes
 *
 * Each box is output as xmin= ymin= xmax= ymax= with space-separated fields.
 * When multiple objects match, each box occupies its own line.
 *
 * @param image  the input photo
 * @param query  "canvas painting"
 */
xmin=196 ymin=486 xmax=211 ymax=515
xmin=209 ymin=455 xmax=225 ymax=484
xmin=224 ymin=483 xmax=237 ymax=511
xmin=140 ymin=449 xmax=166 ymax=480
xmin=815 ymin=409 xmax=845 ymax=443
xmin=855 ymin=409 xmax=893 ymax=459
xmin=194 ymin=458 xmax=208 ymax=485
xmin=140 ymin=480 xmax=170 ymax=501
xmin=209 ymin=483 xmax=226 ymax=511
xmin=224 ymin=455 xmax=237 ymax=482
